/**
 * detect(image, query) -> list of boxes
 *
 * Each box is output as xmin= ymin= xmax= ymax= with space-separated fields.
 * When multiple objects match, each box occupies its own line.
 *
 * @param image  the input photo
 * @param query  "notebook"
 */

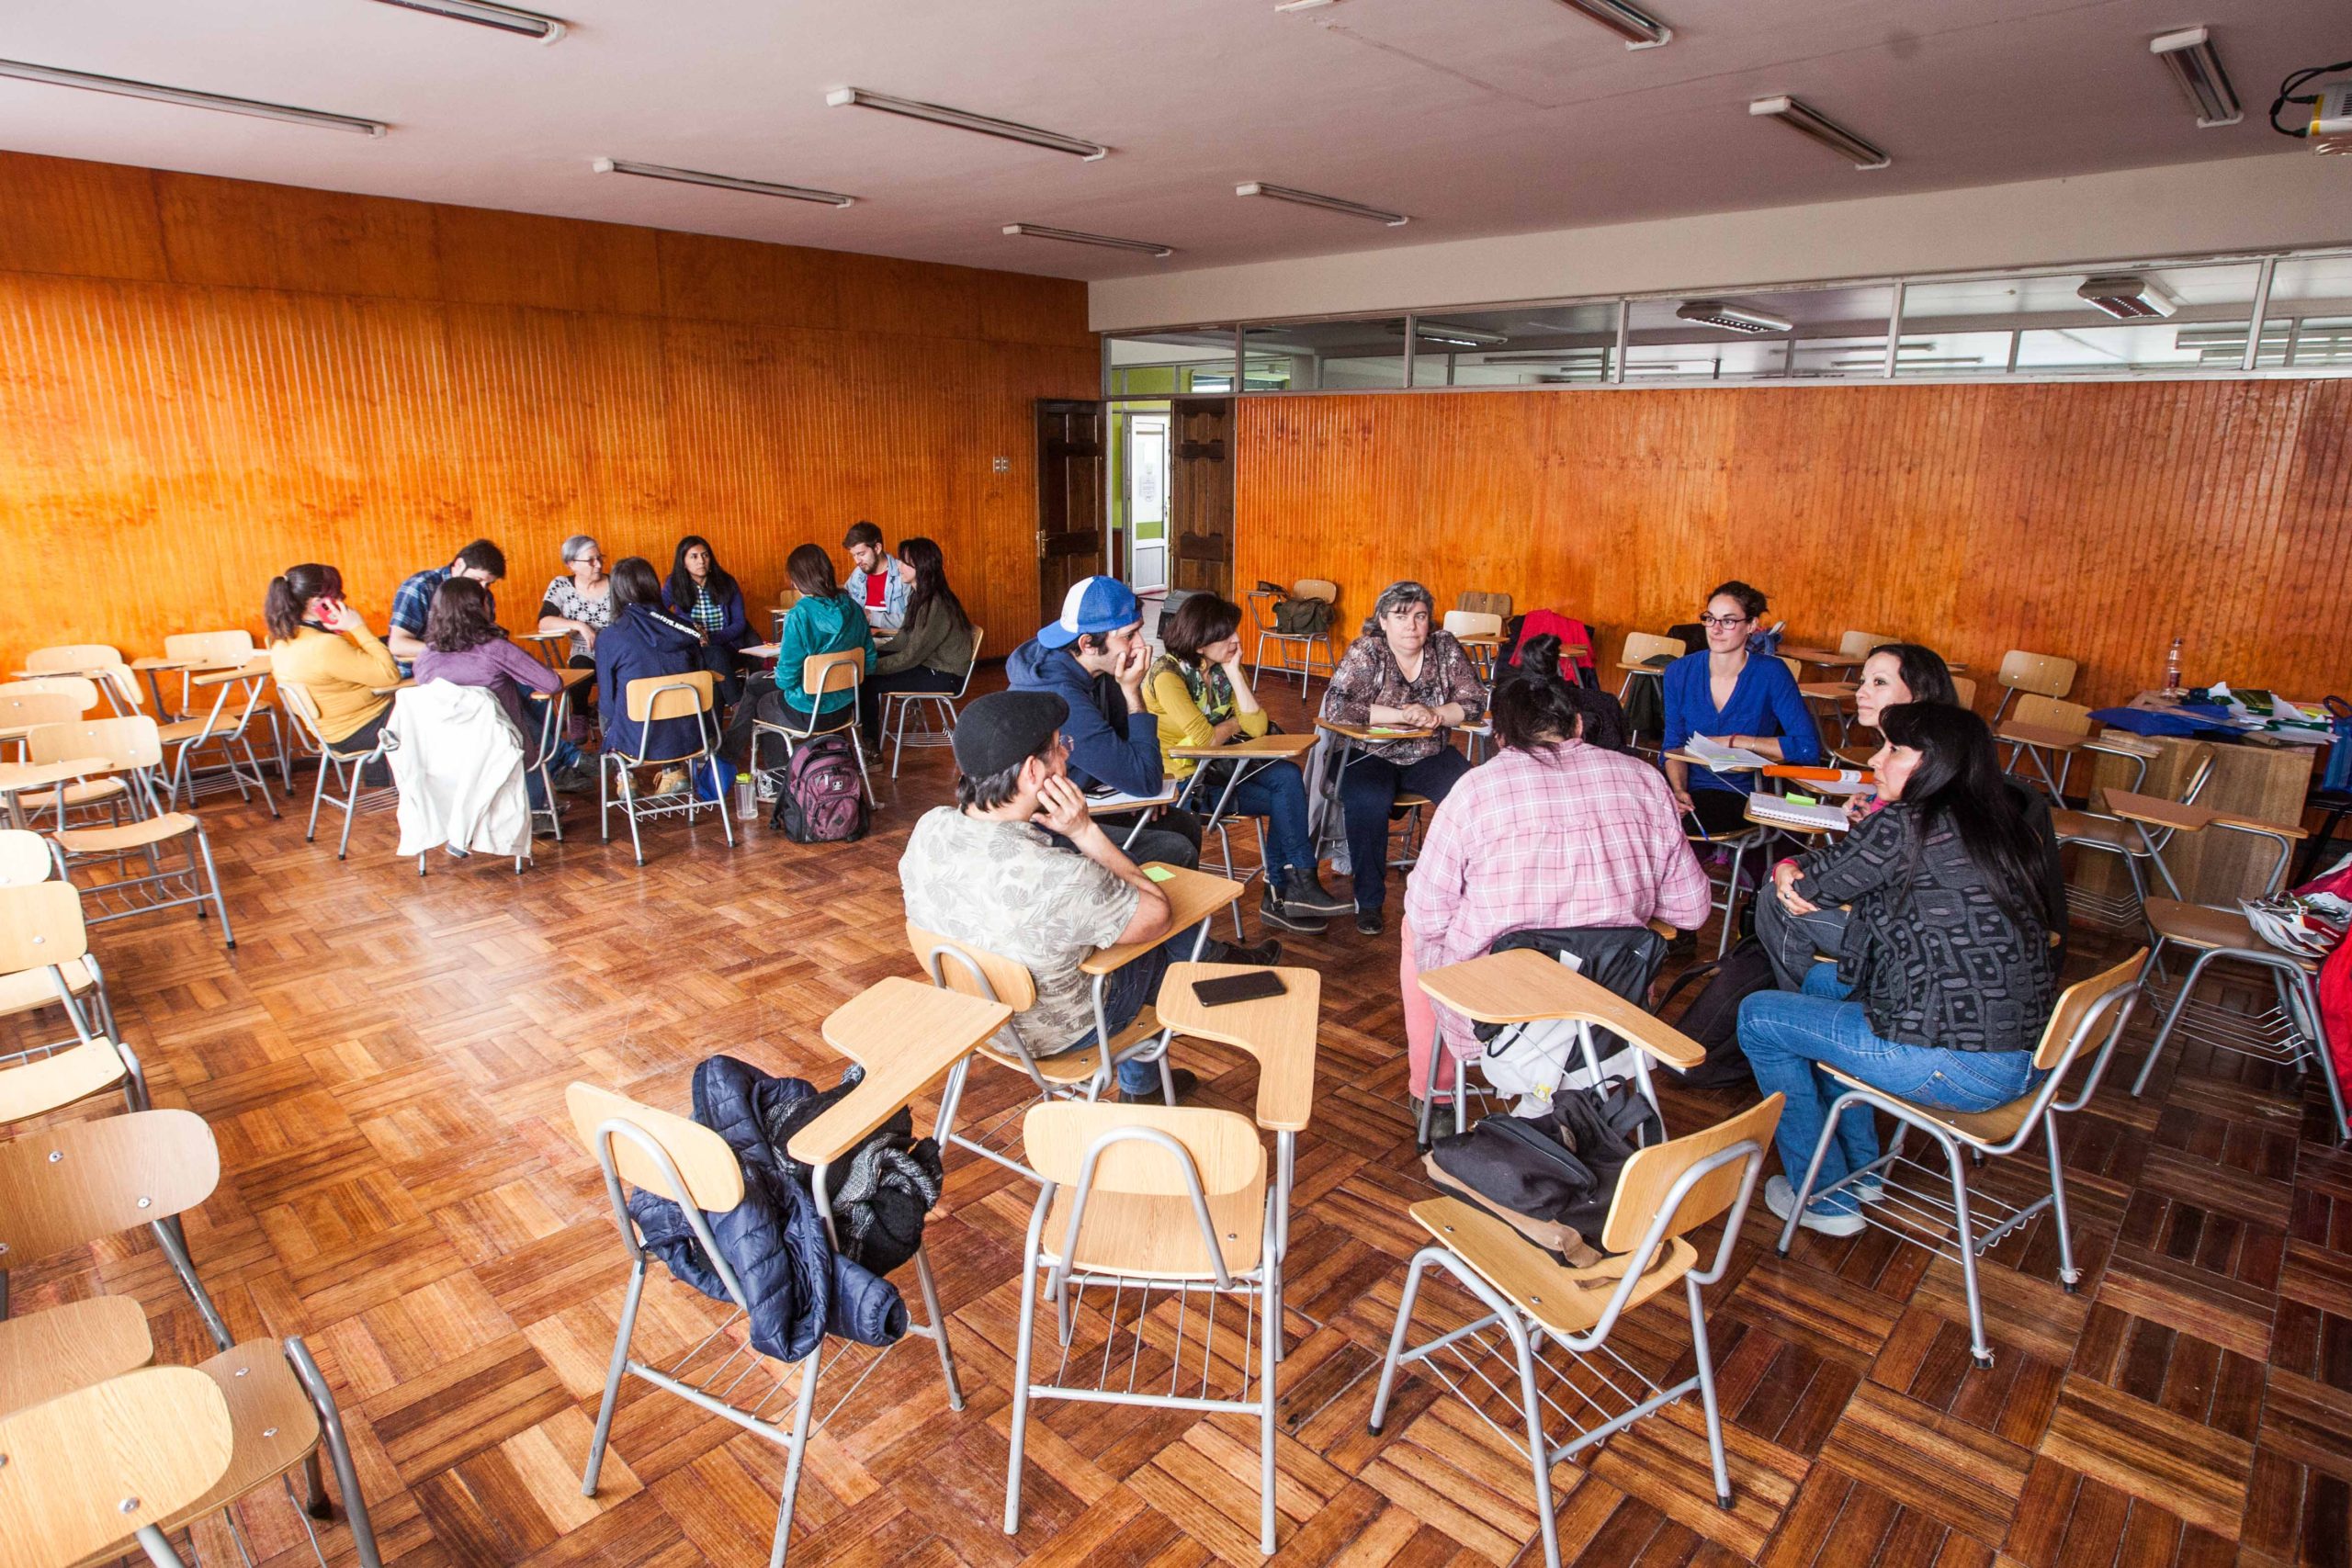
xmin=1685 ymin=737 xmax=1775 ymax=772
xmin=1745 ymin=796 xmax=1851 ymax=832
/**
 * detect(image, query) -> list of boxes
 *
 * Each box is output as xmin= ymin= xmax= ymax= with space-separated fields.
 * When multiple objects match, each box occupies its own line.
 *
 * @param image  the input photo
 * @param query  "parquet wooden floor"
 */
xmin=9 ymin=675 xmax=2349 ymax=1568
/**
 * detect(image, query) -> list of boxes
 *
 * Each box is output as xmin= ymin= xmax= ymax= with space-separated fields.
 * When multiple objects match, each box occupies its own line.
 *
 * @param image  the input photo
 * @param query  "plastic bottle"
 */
xmin=2165 ymin=636 xmax=2184 ymax=697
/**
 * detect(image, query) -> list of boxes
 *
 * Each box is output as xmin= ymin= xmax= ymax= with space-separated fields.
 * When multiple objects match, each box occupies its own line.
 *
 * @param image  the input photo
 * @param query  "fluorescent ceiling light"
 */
xmin=2075 ymin=275 xmax=2179 ymax=320
xmin=0 ymin=57 xmax=386 ymax=136
xmin=1273 ymin=0 xmax=1340 ymax=10
xmin=1675 ymin=300 xmax=1793 ymax=334
xmin=1236 ymin=182 xmax=1409 ymax=226
xmin=827 ymin=86 xmax=1108 ymax=160
xmin=1391 ymin=321 xmax=1510 ymax=348
xmin=2150 ymin=27 xmax=2242 ymax=128
xmin=1551 ymin=0 xmax=1672 ymax=50
xmin=1749 ymin=95 xmax=1890 ymax=170
xmin=366 ymin=0 xmax=565 ymax=41
xmin=1002 ymin=223 xmax=1172 ymax=259
xmin=593 ymin=157 xmax=854 ymax=208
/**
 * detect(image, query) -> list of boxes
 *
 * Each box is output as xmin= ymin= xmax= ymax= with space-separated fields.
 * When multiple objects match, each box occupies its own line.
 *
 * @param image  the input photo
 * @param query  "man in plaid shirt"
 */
xmin=386 ymin=538 xmax=506 ymax=672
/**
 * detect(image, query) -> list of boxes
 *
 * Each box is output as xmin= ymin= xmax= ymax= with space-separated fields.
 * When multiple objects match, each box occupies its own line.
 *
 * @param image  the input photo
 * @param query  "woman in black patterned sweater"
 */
xmin=1738 ymin=703 xmax=2060 ymax=1237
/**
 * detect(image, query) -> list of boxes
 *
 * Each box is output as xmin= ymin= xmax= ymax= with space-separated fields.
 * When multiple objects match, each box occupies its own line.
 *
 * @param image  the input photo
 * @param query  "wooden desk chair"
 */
xmin=751 ymin=649 xmax=875 ymax=806
xmin=157 ymin=658 xmax=280 ymax=818
xmin=1170 ymin=731 xmax=1317 ymax=939
xmin=600 ymin=670 xmax=733 ymax=864
xmin=1615 ymin=632 xmax=1686 ymax=754
xmin=1247 ymin=577 xmax=1340 ymax=697
xmin=34 ymin=717 xmax=235 ymax=948
xmin=164 ymin=631 xmax=291 ymax=791
xmin=908 ymin=864 xmax=1242 ymax=1178
xmin=1838 ymin=630 xmax=1896 ymax=660
xmin=1413 ymin=942 xmax=1693 ymax=1147
xmin=1780 ymin=953 xmax=2144 ymax=1367
xmin=879 ymin=627 xmax=985 ymax=779
xmin=0 ymin=878 xmax=140 ymax=1121
xmin=1005 ymin=1036 xmax=1313 ymax=1556
xmin=571 ymin=981 xmax=1012 ymax=1568
xmin=1951 ymin=673 xmax=1978 ymax=711
xmin=1988 ymin=649 xmax=2077 ymax=725
xmin=526 ymin=667 xmax=594 ymax=844
xmin=277 ymin=682 xmax=392 ymax=860
xmin=23 ymin=644 xmax=124 ymax=681
xmin=2052 ymin=741 xmax=2215 ymax=932
xmin=1372 ymin=1096 xmax=1782 ymax=1568
xmin=1456 ymin=588 xmax=1512 ymax=619
xmin=0 ymin=1365 xmax=234 ymax=1568
xmin=1442 ymin=609 xmax=1505 ymax=680
xmin=0 ymin=683 xmax=99 ymax=757
xmin=2099 ymin=790 xmax=2346 ymax=1139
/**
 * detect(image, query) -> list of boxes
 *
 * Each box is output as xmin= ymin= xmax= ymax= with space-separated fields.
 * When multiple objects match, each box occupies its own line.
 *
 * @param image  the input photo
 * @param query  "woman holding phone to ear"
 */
xmin=265 ymin=562 xmax=401 ymax=784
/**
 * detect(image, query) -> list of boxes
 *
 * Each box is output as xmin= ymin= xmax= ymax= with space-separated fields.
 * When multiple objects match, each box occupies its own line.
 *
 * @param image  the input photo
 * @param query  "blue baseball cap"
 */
xmin=1036 ymin=576 xmax=1142 ymax=649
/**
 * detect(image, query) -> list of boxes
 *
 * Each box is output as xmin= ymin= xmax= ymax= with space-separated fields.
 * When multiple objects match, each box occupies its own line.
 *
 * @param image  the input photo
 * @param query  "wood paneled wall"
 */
xmin=0 ymin=152 xmax=1096 ymax=675
xmin=1237 ymin=379 xmax=2352 ymax=711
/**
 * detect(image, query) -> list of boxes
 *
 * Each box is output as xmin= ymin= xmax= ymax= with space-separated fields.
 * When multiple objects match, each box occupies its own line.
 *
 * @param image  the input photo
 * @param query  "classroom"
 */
xmin=2 ymin=4 xmax=2348 ymax=1565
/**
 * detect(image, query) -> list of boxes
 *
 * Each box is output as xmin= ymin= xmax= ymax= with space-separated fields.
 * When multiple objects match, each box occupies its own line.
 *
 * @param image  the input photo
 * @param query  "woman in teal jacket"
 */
xmin=724 ymin=544 xmax=876 ymax=762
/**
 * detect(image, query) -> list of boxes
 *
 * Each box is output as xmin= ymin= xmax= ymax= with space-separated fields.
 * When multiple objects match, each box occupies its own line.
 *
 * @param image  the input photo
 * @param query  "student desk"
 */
xmin=0 ymin=757 xmax=108 ymax=829
xmin=1157 ymin=960 xmax=1321 ymax=1250
xmin=2073 ymin=737 xmax=2318 ymax=909
xmin=1309 ymin=721 xmax=1439 ymax=855
xmin=1169 ymin=733 xmax=1317 ymax=929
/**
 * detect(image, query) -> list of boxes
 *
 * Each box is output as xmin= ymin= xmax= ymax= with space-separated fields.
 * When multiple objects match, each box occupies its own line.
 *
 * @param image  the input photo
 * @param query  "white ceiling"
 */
xmin=0 ymin=0 xmax=2336 ymax=284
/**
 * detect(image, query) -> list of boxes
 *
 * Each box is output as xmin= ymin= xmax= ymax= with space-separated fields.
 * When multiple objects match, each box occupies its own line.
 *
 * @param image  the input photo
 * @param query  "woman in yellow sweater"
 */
xmin=265 ymin=562 xmax=401 ymax=784
xmin=1144 ymin=593 xmax=1351 ymax=933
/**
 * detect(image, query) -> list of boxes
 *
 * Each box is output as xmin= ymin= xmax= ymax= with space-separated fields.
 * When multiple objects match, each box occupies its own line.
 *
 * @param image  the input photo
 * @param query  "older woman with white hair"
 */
xmin=1317 ymin=580 xmax=1487 ymax=934
xmin=537 ymin=535 xmax=615 ymax=667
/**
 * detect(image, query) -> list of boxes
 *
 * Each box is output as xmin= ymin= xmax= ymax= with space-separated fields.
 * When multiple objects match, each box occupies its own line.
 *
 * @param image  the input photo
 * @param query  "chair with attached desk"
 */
xmin=31 ymin=717 xmax=235 ymax=947
xmin=1997 ymin=694 xmax=2096 ymax=801
xmin=2052 ymin=741 xmax=2216 ymax=932
xmin=602 ymin=669 xmax=734 ymax=865
xmin=0 ymin=682 xmax=99 ymax=760
xmin=568 ymin=977 xmax=1010 ymax=1568
xmin=157 ymin=657 xmax=281 ymax=818
xmin=0 ymin=1108 xmax=384 ymax=1567
xmin=1614 ymin=633 xmax=1687 ymax=756
xmin=1309 ymin=721 xmax=1442 ymax=876
xmin=1442 ymin=609 xmax=1505 ymax=681
xmin=1988 ymin=649 xmax=2078 ymax=725
xmin=1171 ymin=730 xmax=1317 ymax=940
xmin=907 ymin=863 xmax=1243 ymax=1180
xmin=0 ymin=1366 xmax=237 ymax=1568
xmin=1003 ymin=960 xmax=1318 ymax=1557
xmin=1247 ymin=577 xmax=1340 ymax=696
xmin=1371 ymin=1095 xmax=1781 ymax=1568
xmin=879 ymin=627 xmax=985 ymax=780
xmin=1780 ymin=953 xmax=2145 ymax=1368
xmin=751 ymin=649 xmax=875 ymax=807
xmin=164 ymin=631 xmax=292 ymax=791
xmin=0 ymin=875 xmax=141 ymax=1124
xmin=277 ymin=680 xmax=393 ymax=860
xmin=1839 ymin=630 xmax=1897 ymax=660
xmin=2101 ymin=788 xmax=2347 ymax=1140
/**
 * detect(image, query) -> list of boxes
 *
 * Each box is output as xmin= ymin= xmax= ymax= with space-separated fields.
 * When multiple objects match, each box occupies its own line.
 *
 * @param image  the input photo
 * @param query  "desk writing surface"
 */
xmin=1081 ymin=865 xmax=1244 ymax=976
xmin=1317 ymin=721 xmax=1433 ymax=744
xmin=1157 ymin=962 xmax=1320 ymax=1132
xmin=1168 ymin=733 xmax=1317 ymax=761
xmin=1997 ymin=720 xmax=2091 ymax=752
xmin=1416 ymin=948 xmax=1703 ymax=1071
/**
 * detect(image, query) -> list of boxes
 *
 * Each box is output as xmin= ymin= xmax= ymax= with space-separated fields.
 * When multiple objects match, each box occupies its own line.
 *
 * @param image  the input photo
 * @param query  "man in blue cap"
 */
xmin=1009 ymin=576 xmax=1279 ymax=964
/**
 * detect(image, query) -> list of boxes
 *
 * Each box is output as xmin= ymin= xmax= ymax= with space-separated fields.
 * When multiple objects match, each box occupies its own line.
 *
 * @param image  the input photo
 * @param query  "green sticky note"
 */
xmin=1788 ymin=792 xmax=1819 ymax=806
xmin=1145 ymin=865 xmax=1174 ymax=883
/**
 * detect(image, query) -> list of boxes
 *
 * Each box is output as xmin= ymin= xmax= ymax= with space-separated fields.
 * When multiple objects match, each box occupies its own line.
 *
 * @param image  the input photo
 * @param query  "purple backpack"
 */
xmin=771 ymin=736 xmax=868 ymax=843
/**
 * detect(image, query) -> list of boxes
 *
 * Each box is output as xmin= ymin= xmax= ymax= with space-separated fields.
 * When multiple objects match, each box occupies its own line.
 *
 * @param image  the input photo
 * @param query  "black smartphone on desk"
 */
xmin=1193 ymin=970 xmax=1286 ymax=1007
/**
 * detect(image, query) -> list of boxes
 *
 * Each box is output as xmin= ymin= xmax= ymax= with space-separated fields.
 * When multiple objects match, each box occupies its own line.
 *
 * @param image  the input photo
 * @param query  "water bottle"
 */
xmin=2165 ymin=635 xmax=2184 ymax=697
xmin=734 ymin=774 xmax=756 ymax=818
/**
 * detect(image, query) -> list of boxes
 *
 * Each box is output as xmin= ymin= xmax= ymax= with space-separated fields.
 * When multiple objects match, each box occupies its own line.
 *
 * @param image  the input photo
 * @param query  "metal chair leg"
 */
xmin=912 ymin=1244 xmax=965 ymax=1410
xmin=193 ymin=822 xmax=234 ymax=948
xmin=767 ymin=1348 xmax=823 ymax=1568
xmin=2043 ymin=1112 xmax=2081 ymax=1291
xmin=582 ymin=1259 xmax=646 ymax=1496
xmin=1004 ymin=1240 xmax=1044 ymax=1535
xmin=1939 ymin=1133 xmax=1994 ymax=1368
xmin=1687 ymin=1276 xmax=1733 ymax=1508
xmin=2131 ymin=942 xmax=2214 ymax=1096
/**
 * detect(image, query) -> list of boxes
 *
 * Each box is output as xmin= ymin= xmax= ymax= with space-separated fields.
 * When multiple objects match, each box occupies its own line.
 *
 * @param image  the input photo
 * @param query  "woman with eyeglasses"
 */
xmin=537 ymin=536 xmax=615 ymax=668
xmin=1661 ymin=580 xmax=1824 ymax=836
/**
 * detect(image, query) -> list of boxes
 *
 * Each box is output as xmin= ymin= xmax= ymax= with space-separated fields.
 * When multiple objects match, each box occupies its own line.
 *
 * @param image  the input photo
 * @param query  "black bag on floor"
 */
xmin=1654 ymin=938 xmax=1774 ymax=1090
xmin=1429 ymin=1083 xmax=1663 ymax=1255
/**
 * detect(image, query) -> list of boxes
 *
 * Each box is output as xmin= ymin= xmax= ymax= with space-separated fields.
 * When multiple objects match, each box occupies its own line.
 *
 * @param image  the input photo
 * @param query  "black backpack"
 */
xmin=1429 ymin=1083 xmax=1663 ymax=1247
xmin=1653 ymin=937 xmax=1775 ymax=1090
xmin=770 ymin=736 xmax=868 ymax=843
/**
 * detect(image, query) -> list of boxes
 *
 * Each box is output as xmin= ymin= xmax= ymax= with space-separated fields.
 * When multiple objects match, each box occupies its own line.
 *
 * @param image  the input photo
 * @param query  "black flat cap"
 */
xmin=952 ymin=689 xmax=1069 ymax=779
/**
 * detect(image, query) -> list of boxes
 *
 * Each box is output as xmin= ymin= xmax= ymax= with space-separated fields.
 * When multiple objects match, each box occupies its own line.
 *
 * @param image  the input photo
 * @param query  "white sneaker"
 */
xmin=1765 ymin=1174 xmax=1865 ymax=1237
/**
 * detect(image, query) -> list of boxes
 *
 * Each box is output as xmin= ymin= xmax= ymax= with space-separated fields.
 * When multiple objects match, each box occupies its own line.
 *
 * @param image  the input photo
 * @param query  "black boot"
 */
xmin=1201 ymin=935 xmax=1283 ymax=965
xmin=1121 ymin=1066 xmax=1200 ymax=1103
xmin=1277 ymin=867 xmax=1353 ymax=917
xmin=1259 ymin=884 xmax=1328 ymax=934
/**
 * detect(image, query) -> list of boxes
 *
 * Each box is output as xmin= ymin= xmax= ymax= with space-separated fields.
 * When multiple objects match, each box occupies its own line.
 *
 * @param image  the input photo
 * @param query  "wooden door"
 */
xmin=1036 ymin=400 xmax=1106 ymax=619
xmin=1170 ymin=396 xmax=1234 ymax=598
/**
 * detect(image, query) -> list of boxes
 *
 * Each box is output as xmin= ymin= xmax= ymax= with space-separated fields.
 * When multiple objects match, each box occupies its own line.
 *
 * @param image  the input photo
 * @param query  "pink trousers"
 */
xmin=1398 ymin=917 xmax=1463 ymax=1096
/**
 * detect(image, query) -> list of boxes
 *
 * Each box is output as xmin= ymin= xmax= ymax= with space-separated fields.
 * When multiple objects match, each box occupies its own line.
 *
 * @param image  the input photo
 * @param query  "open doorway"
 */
xmin=1108 ymin=394 xmax=1233 ymax=644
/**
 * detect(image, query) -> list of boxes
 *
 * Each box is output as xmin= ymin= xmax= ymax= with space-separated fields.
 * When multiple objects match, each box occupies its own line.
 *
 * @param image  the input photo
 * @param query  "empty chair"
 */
xmin=1442 ymin=610 xmax=1505 ymax=680
xmin=0 ymin=1366 xmax=235 ymax=1568
xmin=1780 ymin=953 xmax=2143 ymax=1367
xmin=279 ymin=681 xmax=393 ymax=860
xmin=0 ymin=877 xmax=140 ymax=1122
xmin=1373 ymin=1096 xmax=1782 ymax=1568
xmin=1951 ymin=673 xmax=1979 ymax=710
xmin=1456 ymin=589 xmax=1512 ymax=621
xmin=164 ymin=630 xmax=291 ymax=792
xmin=34 ymin=717 xmax=235 ymax=947
xmin=159 ymin=656 xmax=280 ymax=817
xmin=1614 ymin=631 xmax=1688 ymax=754
xmin=1838 ymin=629 xmax=1898 ymax=660
xmin=2052 ymin=741 xmax=2216 ymax=932
xmin=1988 ymin=649 xmax=2077 ymax=724
xmin=22 ymin=643 xmax=124 ymax=679
xmin=1247 ymin=577 xmax=1340 ymax=695
xmin=0 ymin=683 xmax=96 ymax=764
xmin=880 ymin=627 xmax=985 ymax=779
xmin=602 ymin=669 xmax=734 ymax=864
xmin=2000 ymin=694 xmax=2095 ymax=799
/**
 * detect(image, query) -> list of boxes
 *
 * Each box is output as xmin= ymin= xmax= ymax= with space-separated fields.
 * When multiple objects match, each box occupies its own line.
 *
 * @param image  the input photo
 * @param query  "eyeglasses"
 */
xmin=1699 ymin=614 xmax=1750 ymax=629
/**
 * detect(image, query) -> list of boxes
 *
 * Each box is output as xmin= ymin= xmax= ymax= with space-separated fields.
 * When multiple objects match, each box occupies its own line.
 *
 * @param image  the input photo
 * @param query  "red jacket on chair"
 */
xmin=1510 ymin=609 xmax=1598 ymax=681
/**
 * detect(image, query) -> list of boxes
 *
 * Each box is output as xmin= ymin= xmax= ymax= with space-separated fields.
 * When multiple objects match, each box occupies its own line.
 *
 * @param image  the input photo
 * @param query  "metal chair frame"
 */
xmin=1174 ymin=755 xmax=1281 ymax=942
xmin=38 ymin=726 xmax=236 ymax=947
xmin=1781 ymin=971 xmax=2143 ymax=1368
xmin=878 ymin=628 xmax=985 ymax=779
xmin=280 ymin=683 xmax=394 ymax=860
xmin=576 ymin=1111 xmax=961 ymax=1568
xmin=2055 ymin=745 xmax=2212 ymax=932
xmin=164 ymin=632 xmax=293 ymax=795
xmin=1371 ymin=1136 xmax=1768 ymax=1568
xmin=600 ymin=673 xmax=736 ymax=864
xmin=751 ymin=653 xmax=875 ymax=806
xmin=0 ymin=874 xmax=136 ymax=1106
xmin=161 ymin=664 xmax=279 ymax=818
xmin=1247 ymin=581 xmax=1340 ymax=697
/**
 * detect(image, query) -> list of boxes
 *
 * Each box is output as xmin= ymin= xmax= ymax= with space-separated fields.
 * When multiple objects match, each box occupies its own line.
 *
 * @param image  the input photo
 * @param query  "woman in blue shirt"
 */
xmin=1662 ymin=580 xmax=1824 ymax=834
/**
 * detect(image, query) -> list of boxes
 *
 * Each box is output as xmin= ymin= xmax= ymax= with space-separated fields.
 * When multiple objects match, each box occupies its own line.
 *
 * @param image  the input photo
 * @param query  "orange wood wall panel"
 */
xmin=1237 ymin=380 xmax=2352 ymax=711
xmin=0 ymin=151 xmax=1094 ymax=675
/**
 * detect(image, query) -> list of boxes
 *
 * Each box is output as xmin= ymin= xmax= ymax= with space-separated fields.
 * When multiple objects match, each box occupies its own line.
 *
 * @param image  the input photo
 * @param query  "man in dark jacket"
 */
xmin=1007 ymin=579 xmax=1278 ymax=965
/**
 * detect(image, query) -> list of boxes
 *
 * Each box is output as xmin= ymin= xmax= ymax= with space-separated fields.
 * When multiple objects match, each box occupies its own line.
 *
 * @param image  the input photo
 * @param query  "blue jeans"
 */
xmin=1736 ymin=962 xmax=2041 ymax=1213
xmin=1338 ymin=748 xmax=1473 ymax=912
xmin=1058 ymin=941 xmax=1184 ymax=1094
xmin=524 ymin=735 xmax=584 ymax=810
xmin=1209 ymin=760 xmax=1316 ymax=879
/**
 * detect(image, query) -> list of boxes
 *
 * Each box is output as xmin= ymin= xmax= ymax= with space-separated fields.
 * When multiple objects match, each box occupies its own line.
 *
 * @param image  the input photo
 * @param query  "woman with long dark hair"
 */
xmin=596 ymin=556 xmax=709 ymax=795
xmin=265 ymin=562 xmax=400 ymax=784
xmin=413 ymin=578 xmax=588 ymax=813
xmin=1400 ymin=636 xmax=1711 ymax=1126
xmin=724 ymin=544 xmax=876 ymax=767
xmin=1143 ymin=592 xmax=1351 ymax=932
xmin=663 ymin=535 xmax=752 ymax=705
xmin=1738 ymin=702 xmax=2062 ymax=1236
xmin=858 ymin=536 xmax=975 ymax=748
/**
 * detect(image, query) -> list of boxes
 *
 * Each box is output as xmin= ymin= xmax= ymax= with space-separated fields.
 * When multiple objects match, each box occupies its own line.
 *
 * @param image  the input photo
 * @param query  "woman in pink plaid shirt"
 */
xmin=1400 ymin=638 xmax=1713 ymax=1127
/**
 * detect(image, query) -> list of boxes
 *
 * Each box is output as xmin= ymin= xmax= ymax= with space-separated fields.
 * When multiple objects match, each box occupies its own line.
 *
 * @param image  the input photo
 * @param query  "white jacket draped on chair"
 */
xmin=384 ymin=682 xmax=530 ymax=860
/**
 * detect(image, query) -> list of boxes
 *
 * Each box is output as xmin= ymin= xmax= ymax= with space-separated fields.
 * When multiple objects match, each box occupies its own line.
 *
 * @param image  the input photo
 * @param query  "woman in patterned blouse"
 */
xmin=1737 ymin=702 xmax=2060 ymax=1239
xmin=1316 ymin=581 xmax=1487 ymax=934
xmin=663 ymin=536 xmax=753 ymax=707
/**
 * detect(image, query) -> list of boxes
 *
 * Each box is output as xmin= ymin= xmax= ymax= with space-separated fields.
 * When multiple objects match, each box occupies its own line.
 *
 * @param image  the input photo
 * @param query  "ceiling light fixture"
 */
xmin=592 ymin=157 xmax=854 ymax=208
xmin=1390 ymin=321 xmax=1510 ymax=348
xmin=2075 ymin=275 xmax=2179 ymax=320
xmin=366 ymin=0 xmax=566 ymax=42
xmin=0 ymin=57 xmax=387 ymax=136
xmin=1002 ymin=223 xmax=1173 ymax=259
xmin=2151 ymin=27 xmax=2242 ymax=128
xmin=827 ymin=86 xmax=1108 ymax=160
xmin=1236 ymin=181 xmax=1409 ymax=226
xmin=1551 ymin=0 xmax=1672 ymax=50
xmin=1272 ymin=0 xmax=1341 ymax=10
xmin=1675 ymin=300 xmax=1793 ymax=334
xmin=1748 ymin=95 xmax=1890 ymax=169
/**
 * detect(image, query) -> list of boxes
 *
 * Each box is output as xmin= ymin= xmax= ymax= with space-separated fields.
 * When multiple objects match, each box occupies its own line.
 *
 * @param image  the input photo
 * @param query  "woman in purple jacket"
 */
xmin=413 ymin=578 xmax=589 ymax=816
